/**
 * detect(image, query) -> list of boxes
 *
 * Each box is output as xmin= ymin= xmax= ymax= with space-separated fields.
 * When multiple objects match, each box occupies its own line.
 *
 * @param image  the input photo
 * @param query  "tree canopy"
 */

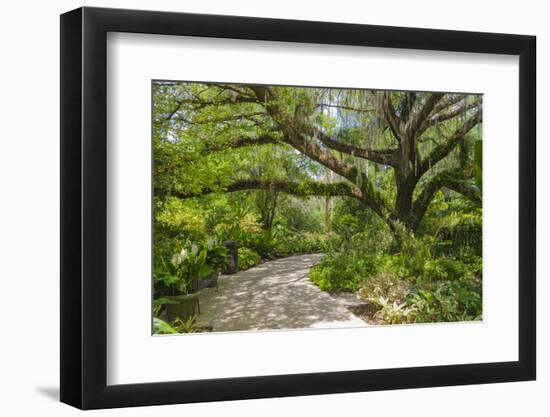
xmin=153 ymin=82 xmax=482 ymax=235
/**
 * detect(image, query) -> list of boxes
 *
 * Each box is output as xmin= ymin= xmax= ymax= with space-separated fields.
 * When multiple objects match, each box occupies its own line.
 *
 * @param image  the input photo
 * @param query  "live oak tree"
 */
xmin=153 ymin=82 xmax=482 ymax=238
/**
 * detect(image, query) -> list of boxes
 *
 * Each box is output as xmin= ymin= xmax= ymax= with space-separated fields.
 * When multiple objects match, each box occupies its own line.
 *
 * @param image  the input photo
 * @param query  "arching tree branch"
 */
xmin=160 ymin=95 xmax=261 ymax=121
xmin=171 ymin=179 xmax=364 ymax=201
xmin=243 ymin=85 xmax=362 ymax=183
xmin=310 ymin=129 xmax=396 ymax=166
xmin=430 ymin=94 xmax=468 ymax=116
xmin=283 ymin=131 xmax=359 ymax=181
xmin=412 ymin=169 xmax=481 ymax=229
xmin=154 ymin=134 xmax=281 ymax=175
xmin=314 ymin=103 xmax=375 ymax=113
xmin=418 ymin=110 xmax=482 ymax=177
xmin=419 ymin=99 xmax=481 ymax=134
xmin=166 ymin=111 xmax=268 ymax=126
xmin=380 ymin=92 xmax=403 ymax=142
xmin=406 ymin=93 xmax=444 ymax=136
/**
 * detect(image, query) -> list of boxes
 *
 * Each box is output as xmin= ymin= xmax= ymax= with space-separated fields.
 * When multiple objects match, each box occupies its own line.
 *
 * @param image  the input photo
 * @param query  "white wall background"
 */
xmin=0 ymin=1 xmax=546 ymax=415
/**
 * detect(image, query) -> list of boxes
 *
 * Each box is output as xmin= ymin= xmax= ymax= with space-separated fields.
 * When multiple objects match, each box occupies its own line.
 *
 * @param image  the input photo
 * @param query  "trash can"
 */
xmin=223 ymin=240 xmax=239 ymax=274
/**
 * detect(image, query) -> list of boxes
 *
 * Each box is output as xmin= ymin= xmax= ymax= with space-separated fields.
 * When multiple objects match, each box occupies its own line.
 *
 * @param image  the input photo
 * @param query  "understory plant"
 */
xmin=153 ymin=316 xmax=199 ymax=334
xmin=238 ymin=247 xmax=262 ymax=270
xmin=154 ymin=239 xmax=229 ymax=296
xmin=309 ymin=253 xmax=378 ymax=292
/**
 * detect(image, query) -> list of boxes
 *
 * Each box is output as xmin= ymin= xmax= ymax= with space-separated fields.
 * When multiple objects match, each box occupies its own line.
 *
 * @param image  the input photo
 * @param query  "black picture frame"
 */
xmin=60 ymin=6 xmax=536 ymax=410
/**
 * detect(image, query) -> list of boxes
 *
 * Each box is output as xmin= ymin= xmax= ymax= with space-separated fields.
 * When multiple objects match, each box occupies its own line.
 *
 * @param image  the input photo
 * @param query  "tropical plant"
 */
xmin=153 ymin=316 xmax=199 ymax=334
xmin=309 ymin=254 xmax=377 ymax=292
xmin=154 ymin=243 xmax=212 ymax=296
xmin=359 ymin=272 xmax=410 ymax=305
xmin=373 ymin=298 xmax=415 ymax=325
xmin=238 ymin=247 xmax=262 ymax=270
xmin=204 ymin=238 xmax=230 ymax=270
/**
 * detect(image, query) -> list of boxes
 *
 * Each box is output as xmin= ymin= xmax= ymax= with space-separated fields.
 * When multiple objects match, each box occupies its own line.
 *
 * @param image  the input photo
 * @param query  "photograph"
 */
xmin=152 ymin=81 xmax=483 ymax=334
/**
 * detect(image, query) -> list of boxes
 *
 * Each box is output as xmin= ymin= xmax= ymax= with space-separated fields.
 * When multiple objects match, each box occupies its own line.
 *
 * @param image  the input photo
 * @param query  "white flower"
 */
xmin=171 ymin=253 xmax=181 ymax=266
xmin=191 ymin=244 xmax=198 ymax=255
xmin=179 ymin=248 xmax=188 ymax=259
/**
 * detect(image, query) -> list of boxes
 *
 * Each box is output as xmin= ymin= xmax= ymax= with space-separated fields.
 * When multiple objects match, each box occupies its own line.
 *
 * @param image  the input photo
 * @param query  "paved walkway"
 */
xmin=197 ymin=253 xmax=367 ymax=332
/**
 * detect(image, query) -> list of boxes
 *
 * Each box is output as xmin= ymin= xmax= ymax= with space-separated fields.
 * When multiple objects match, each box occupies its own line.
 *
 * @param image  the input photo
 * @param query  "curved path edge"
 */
xmin=196 ymin=253 xmax=368 ymax=332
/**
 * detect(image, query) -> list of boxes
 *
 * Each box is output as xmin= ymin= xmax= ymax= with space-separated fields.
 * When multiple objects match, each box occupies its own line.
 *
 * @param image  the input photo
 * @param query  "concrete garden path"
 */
xmin=197 ymin=253 xmax=367 ymax=332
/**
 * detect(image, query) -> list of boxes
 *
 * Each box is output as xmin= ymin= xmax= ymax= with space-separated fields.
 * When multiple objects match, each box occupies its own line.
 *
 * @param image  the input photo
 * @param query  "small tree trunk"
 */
xmin=324 ymin=169 xmax=333 ymax=232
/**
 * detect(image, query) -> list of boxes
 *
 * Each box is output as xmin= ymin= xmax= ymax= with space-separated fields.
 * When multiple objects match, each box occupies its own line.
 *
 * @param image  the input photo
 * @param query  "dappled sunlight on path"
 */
xmin=199 ymin=254 xmax=367 ymax=332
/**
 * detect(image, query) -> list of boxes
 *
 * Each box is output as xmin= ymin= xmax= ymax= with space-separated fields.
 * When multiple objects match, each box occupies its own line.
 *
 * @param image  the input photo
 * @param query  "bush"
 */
xmin=238 ymin=247 xmax=261 ymax=270
xmin=331 ymin=198 xmax=394 ymax=254
xmin=359 ymin=272 xmax=411 ymax=305
xmin=153 ymin=316 xmax=199 ymax=334
xmin=373 ymin=299 xmax=415 ymax=324
xmin=357 ymin=271 xmax=414 ymax=324
xmin=309 ymin=254 xmax=377 ymax=292
xmin=382 ymin=224 xmax=474 ymax=283
xmin=153 ymin=238 xmax=231 ymax=296
xmin=407 ymin=276 xmax=482 ymax=323
xmin=351 ymin=238 xmax=482 ymax=324
xmin=422 ymin=258 xmax=467 ymax=281
xmin=204 ymin=239 xmax=230 ymax=270
xmin=214 ymin=210 xmax=264 ymax=248
xmin=276 ymin=232 xmax=331 ymax=256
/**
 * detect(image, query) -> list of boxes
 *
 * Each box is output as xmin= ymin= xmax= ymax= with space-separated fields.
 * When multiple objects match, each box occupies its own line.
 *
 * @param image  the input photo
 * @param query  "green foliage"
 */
xmin=331 ymin=198 xmax=394 ymax=254
xmin=214 ymin=210 xmax=263 ymax=246
xmin=275 ymin=232 xmax=332 ymax=257
xmin=373 ymin=299 xmax=415 ymax=325
xmin=153 ymin=316 xmax=199 ymax=335
xmin=359 ymin=272 xmax=410 ymax=306
xmin=473 ymin=139 xmax=483 ymax=191
xmin=309 ymin=254 xmax=378 ymax=292
xmin=332 ymin=214 xmax=361 ymax=248
xmin=152 ymin=82 xmax=483 ymax=327
xmin=152 ymin=297 xmax=179 ymax=317
xmin=408 ymin=276 xmax=482 ymax=322
xmin=153 ymin=256 xmax=192 ymax=295
xmin=309 ymin=225 xmax=482 ymax=324
xmin=154 ymin=239 xmax=229 ymax=296
xmin=238 ymin=247 xmax=262 ymax=270
xmin=153 ymin=317 xmax=179 ymax=334
xmin=205 ymin=239 xmax=230 ymax=270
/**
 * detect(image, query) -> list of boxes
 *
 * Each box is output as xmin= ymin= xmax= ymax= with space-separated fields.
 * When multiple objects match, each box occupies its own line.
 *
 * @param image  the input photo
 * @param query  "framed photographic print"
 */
xmin=60 ymin=6 xmax=536 ymax=410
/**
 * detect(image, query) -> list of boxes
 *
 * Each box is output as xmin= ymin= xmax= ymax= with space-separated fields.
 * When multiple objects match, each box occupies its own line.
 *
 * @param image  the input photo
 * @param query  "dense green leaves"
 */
xmin=153 ymin=81 xmax=483 ymax=327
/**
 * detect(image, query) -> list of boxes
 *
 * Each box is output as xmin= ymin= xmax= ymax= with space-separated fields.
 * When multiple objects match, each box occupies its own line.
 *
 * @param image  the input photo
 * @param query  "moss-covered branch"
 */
xmin=171 ymin=179 xmax=364 ymax=201
xmin=412 ymin=169 xmax=481 ymax=229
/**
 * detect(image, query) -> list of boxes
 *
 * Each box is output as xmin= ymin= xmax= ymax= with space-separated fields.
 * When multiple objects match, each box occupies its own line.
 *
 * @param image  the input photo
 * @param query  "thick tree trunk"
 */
xmin=394 ymin=172 xmax=420 ymax=231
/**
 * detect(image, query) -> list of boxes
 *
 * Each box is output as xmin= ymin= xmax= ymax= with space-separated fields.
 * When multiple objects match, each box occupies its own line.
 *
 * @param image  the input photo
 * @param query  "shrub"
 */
xmin=155 ymin=198 xmax=206 ymax=241
xmin=356 ymin=258 xmax=481 ymax=324
xmin=153 ymin=244 xmax=210 ymax=296
xmin=373 ymin=299 xmax=415 ymax=324
xmin=214 ymin=209 xmax=264 ymax=248
xmin=451 ymin=211 xmax=482 ymax=258
xmin=407 ymin=276 xmax=482 ymax=323
xmin=204 ymin=238 xmax=230 ymax=270
xmin=154 ymin=239 xmax=231 ymax=296
xmin=276 ymin=232 xmax=330 ymax=256
xmin=359 ymin=272 xmax=411 ymax=306
xmin=238 ymin=247 xmax=261 ymax=270
xmin=421 ymin=257 xmax=470 ymax=281
xmin=309 ymin=254 xmax=377 ymax=292
xmin=153 ymin=316 xmax=199 ymax=334
xmin=358 ymin=271 xmax=414 ymax=324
